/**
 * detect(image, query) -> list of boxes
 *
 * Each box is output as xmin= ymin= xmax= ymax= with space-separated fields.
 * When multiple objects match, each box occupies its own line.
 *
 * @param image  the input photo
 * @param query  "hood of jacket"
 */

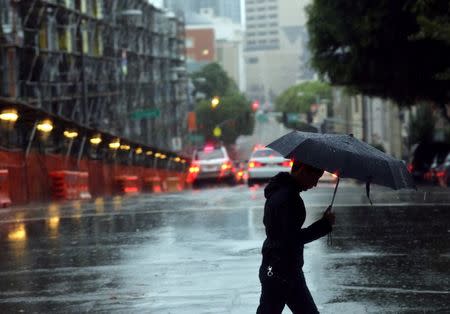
xmin=264 ymin=172 xmax=300 ymax=199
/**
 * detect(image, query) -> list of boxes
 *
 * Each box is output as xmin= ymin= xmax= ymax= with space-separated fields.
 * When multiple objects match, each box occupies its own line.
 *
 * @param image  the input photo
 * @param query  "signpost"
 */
xmin=130 ymin=109 xmax=160 ymax=120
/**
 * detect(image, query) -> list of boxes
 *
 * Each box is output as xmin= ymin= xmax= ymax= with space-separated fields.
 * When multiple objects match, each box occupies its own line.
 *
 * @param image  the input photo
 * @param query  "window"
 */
xmin=247 ymin=57 xmax=259 ymax=64
xmin=185 ymin=38 xmax=194 ymax=48
xmin=252 ymin=149 xmax=281 ymax=158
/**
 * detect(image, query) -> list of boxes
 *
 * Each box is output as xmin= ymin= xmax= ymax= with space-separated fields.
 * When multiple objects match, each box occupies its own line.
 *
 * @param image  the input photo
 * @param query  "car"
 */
xmin=437 ymin=152 xmax=450 ymax=187
xmin=247 ymin=148 xmax=292 ymax=186
xmin=427 ymin=151 xmax=450 ymax=185
xmin=408 ymin=142 xmax=450 ymax=182
xmin=232 ymin=161 xmax=247 ymax=185
xmin=188 ymin=145 xmax=234 ymax=187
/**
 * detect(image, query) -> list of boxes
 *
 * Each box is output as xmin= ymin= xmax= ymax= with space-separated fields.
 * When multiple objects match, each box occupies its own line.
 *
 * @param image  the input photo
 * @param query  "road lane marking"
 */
xmin=341 ymin=285 xmax=450 ymax=295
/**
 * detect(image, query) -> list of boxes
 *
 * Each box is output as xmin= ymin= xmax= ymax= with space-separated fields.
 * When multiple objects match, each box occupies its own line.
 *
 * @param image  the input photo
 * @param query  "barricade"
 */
xmin=0 ymin=169 xmax=11 ymax=207
xmin=115 ymin=175 xmax=139 ymax=195
xmin=143 ymin=176 xmax=162 ymax=193
xmin=78 ymin=172 xmax=92 ymax=199
xmin=49 ymin=171 xmax=91 ymax=200
xmin=165 ymin=176 xmax=182 ymax=192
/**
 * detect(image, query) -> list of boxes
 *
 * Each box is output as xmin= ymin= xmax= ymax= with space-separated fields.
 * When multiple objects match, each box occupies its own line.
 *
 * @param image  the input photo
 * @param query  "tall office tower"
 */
xmin=164 ymin=0 xmax=241 ymax=24
xmin=244 ymin=0 xmax=313 ymax=105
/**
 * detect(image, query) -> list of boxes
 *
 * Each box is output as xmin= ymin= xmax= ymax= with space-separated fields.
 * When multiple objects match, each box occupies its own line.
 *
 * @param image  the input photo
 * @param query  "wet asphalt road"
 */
xmin=0 ymin=182 xmax=449 ymax=313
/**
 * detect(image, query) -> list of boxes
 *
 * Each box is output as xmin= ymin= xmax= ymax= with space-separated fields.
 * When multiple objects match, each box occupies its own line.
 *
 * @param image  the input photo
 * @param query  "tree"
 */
xmin=191 ymin=63 xmax=254 ymax=144
xmin=275 ymin=81 xmax=331 ymax=114
xmin=191 ymin=62 xmax=238 ymax=99
xmin=306 ymin=0 xmax=450 ymax=120
xmin=195 ymin=93 xmax=254 ymax=144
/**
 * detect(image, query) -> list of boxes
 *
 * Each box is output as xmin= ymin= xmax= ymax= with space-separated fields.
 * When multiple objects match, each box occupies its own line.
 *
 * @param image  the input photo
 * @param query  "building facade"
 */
xmin=244 ymin=0 xmax=312 ymax=105
xmin=330 ymin=87 xmax=405 ymax=158
xmin=164 ymin=0 xmax=241 ymax=24
xmin=185 ymin=10 xmax=245 ymax=91
xmin=0 ymin=0 xmax=188 ymax=151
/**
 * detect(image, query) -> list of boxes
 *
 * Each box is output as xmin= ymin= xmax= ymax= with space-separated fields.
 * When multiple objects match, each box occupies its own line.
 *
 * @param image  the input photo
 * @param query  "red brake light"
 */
xmin=407 ymin=163 xmax=413 ymax=173
xmin=189 ymin=164 xmax=200 ymax=173
xmin=437 ymin=171 xmax=445 ymax=178
xmin=249 ymin=161 xmax=262 ymax=168
xmin=221 ymin=162 xmax=232 ymax=170
xmin=281 ymin=160 xmax=293 ymax=167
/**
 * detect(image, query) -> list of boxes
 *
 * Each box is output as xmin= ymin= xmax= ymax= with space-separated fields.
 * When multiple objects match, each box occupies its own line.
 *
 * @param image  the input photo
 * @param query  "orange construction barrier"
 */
xmin=143 ymin=176 xmax=162 ymax=193
xmin=78 ymin=172 xmax=92 ymax=200
xmin=49 ymin=171 xmax=91 ymax=200
xmin=0 ymin=169 xmax=11 ymax=207
xmin=115 ymin=175 xmax=139 ymax=195
xmin=165 ymin=176 xmax=182 ymax=192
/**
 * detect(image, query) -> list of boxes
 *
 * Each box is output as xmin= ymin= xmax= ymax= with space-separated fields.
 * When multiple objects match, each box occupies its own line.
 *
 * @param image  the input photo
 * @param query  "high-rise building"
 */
xmin=164 ymin=0 xmax=241 ymax=24
xmin=244 ymin=0 xmax=313 ymax=105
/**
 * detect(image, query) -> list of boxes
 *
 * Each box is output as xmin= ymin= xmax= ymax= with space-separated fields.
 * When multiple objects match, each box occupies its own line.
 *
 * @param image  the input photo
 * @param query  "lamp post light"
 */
xmin=211 ymin=96 xmax=220 ymax=109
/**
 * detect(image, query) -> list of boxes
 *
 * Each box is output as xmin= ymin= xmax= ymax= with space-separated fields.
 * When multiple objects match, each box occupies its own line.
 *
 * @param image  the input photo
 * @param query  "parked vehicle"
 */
xmin=189 ymin=145 xmax=234 ymax=187
xmin=408 ymin=142 xmax=450 ymax=183
xmin=232 ymin=161 xmax=247 ymax=185
xmin=247 ymin=147 xmax=292 ymax=187
xmin=427 ymin=151 xmax=450 ymax=184
xmin=438 ymin=152 xmax=450 ymax=187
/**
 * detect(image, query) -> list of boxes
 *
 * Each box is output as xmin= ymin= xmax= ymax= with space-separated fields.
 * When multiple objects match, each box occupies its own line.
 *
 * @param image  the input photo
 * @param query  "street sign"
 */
xmin=130 ymin=109 xmax=160 ymax=120
xmin=188 ymin=134 xmax=204 ymax=144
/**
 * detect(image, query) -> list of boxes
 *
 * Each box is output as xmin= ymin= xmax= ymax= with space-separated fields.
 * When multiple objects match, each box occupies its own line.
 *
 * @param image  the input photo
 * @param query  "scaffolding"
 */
xmin=0 ymin=0 xmax=188 ymax=151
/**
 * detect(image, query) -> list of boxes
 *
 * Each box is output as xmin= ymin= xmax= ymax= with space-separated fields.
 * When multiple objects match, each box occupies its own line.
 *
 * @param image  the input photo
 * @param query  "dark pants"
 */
xmin=256 ymin=267 xmax=319 ymax=314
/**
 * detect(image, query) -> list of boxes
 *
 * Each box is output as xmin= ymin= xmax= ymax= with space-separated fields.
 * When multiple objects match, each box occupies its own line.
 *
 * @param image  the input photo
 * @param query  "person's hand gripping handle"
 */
xmin=323 ymin=205 xmax=335 ymax=226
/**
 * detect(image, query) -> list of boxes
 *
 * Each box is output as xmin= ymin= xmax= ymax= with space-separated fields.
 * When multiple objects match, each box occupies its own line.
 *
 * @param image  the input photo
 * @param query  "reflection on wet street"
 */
xmin=0 ymin=183 xmax=449 ymax=313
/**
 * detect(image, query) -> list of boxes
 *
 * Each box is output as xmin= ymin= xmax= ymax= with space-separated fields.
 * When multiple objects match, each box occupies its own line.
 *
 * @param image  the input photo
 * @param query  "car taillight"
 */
xmin=249 ymin=161 xmax=262 ymax=168
xmin=189 ymin=165 xmax=200 ymax=173
xmin=281 ymin=160 xmax=293 ymax=167
xmin=221 ymin=162 xmax=232 ymax=170
xmin=436 ymin=171 xmax=445 ymax=178
xmin=407 ymin=163 xmax=413 ymax=173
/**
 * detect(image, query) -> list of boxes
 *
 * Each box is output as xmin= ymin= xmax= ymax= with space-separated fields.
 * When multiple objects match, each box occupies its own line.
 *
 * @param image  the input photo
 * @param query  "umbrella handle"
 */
xmin=330 ymin=176 xmax=340 ymax=209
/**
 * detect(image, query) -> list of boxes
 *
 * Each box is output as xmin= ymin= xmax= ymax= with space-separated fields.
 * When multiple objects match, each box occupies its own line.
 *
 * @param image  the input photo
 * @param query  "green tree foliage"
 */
xmin=275 ymin=81 xmax=331 ymax=113
xmin=195 ymin=93 xmax=254 ymax=144
xmin=306 ymin=0 xmax=450 ymax=119
xmin=191 ymin=62 xmax=238 ymax=98
xmin=409 ymin=104 xmax=436 ymax=145
xmin=192 ymin=63 xmax=254 ymax=144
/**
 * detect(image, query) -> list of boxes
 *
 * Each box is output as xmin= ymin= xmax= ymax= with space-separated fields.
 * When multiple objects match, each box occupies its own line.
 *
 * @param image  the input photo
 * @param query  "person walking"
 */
xmin=256 ymin=161 xmax=335 ymax=314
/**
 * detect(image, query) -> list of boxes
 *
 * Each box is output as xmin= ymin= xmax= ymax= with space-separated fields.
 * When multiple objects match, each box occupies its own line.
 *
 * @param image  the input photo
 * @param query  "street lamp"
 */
xmin=36 ymin=119 xmax=53 ymax=133
xmin=63 ymin=130 xmax=78 ymax=139
xmin=90 ymin=134 xmax=102 ymax=145
xmin=109 ymin=139 xmax=120 ymax=150
xmin=211 ymin=96 xmax=220 ymax=109
xmin=0 ymin=109 xmax=19 ymax=122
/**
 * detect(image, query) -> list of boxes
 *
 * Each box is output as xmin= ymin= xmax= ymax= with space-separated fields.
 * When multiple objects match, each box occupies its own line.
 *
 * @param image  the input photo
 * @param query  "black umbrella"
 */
xmin=267 ymin=130 xmax=416 ymax=206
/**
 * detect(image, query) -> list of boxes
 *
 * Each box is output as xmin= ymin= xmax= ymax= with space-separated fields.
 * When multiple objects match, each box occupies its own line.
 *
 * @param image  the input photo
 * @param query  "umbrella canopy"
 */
xmin=267 ymin=131 xmax=416 ymax=191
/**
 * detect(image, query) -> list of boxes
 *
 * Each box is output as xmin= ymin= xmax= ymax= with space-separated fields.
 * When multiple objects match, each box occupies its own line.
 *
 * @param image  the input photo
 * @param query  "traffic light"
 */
xmin=251 ymin=100 xmax=259 ymax=112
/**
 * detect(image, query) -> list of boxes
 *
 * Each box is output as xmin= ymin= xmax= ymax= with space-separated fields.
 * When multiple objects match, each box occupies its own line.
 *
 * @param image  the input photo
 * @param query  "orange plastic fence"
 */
xmin=115 ymin=175 xmax=140 ymax=194
xmin=49 ymin=171 xmax=92 ymax=200
xmin=0 ymin=169 xmax=12 ymax=207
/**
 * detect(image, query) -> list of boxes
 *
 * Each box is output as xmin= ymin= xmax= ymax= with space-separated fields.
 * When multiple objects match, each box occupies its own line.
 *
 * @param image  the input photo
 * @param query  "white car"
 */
xmin=189 ymin=145 xmax=234 ymax=186
xmin=247 ymin=148 xmax=292 ymax=186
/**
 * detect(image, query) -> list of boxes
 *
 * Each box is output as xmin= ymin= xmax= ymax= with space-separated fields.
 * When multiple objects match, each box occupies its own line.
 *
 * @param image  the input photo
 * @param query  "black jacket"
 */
xmin=260 ymin=172 xmax=332 ymax=276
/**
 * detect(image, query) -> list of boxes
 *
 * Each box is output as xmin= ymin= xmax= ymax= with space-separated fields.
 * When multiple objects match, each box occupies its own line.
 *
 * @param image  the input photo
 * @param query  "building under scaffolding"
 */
xmin=0 ymin=0 xmax=188 ymax=151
